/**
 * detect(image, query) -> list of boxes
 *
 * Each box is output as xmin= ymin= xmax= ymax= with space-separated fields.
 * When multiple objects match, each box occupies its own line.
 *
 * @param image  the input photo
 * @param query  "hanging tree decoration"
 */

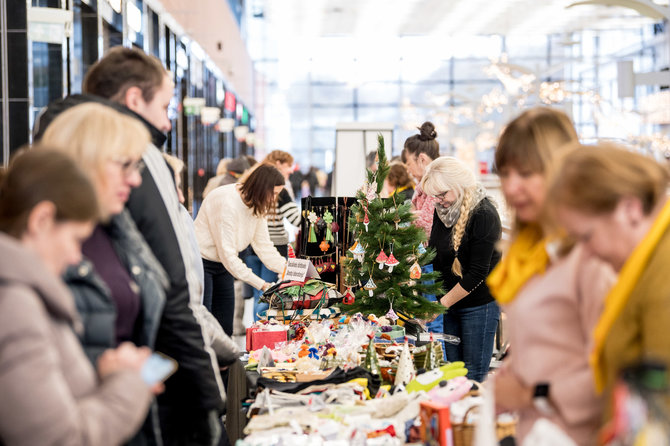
xmin=376 ymin=250 xmax=388 ymax=269
xmin=319 ymin=239 xmax=330 ymax=252
xmin=363 ymin=208 xmax=370 ymax=232
xmin=417 ymin=243 xmax=427 ymax=255
xmin=351 ymin=242 xmax=365 ymax=262
xmin=343 ymin=287 xmax=356 ymax=305
xmin=386 ymin=297 xmax=399 ymax=321
xmin=363 ymin=275 xmax=377 ymax=297
xmin=322 ymin=209 xmax=334 ymax=242
xmin=385 ymin=247 xmax=400 ymax=273
xmin=409 ymin=261 xmax=422 ymax=280
xmin=307 ymin=211 xmax=318 ymax=243
xmin=366 ymin=183 xmax=377 ymax=202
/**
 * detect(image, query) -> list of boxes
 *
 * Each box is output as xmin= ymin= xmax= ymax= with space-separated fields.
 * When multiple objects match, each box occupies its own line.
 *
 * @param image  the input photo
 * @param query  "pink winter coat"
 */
xmin=494 ymin=244 xmax=615 ymax=446
xmin=0 ymin=233 xmax=152 ymax=446
xmin=411 ymin=183 xmax=435 ymax=238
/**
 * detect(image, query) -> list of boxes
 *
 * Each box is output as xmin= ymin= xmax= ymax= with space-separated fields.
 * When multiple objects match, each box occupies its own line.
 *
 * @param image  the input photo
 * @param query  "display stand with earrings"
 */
xmin=298 ymin=196 xmax=357 ymax=291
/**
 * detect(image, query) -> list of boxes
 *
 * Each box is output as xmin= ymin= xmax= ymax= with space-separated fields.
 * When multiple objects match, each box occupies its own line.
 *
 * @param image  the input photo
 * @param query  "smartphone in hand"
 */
xmin=141 ymin=352 xmax=177 ymax=386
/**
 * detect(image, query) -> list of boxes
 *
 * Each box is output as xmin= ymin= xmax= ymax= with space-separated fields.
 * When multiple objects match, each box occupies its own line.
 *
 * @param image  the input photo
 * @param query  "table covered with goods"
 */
xmin=237 ymin=310 xmax=515 ymax=446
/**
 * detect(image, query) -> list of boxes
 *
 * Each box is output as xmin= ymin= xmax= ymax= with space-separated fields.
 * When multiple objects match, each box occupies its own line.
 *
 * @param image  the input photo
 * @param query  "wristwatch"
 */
xmin=532 ymin=383 xmax=554 ymax=415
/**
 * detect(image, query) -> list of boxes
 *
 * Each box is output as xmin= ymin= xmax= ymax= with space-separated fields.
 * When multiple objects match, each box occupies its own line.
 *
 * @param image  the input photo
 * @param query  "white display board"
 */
xmin=332 ymin=122 xmax=394 ymax=197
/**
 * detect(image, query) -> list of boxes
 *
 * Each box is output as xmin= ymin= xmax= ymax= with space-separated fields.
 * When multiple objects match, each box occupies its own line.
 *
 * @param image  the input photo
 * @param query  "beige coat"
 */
xmin=0 ymin=233 xmax=152 ymax=446
xmin=494 ymin=244 xmax=615 ymax=446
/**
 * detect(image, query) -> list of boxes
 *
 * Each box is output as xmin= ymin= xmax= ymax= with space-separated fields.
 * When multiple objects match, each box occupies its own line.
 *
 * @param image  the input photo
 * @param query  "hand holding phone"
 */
xmin=141 ymin=352 xmax=178 ymax=386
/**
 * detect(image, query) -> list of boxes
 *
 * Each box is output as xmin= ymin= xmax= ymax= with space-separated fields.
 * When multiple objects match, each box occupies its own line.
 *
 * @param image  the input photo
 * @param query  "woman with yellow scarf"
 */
xmin=548 ymin=143 xmax=670 ymax=431
xmin=486 ymin=108 xmax=615 ymax=446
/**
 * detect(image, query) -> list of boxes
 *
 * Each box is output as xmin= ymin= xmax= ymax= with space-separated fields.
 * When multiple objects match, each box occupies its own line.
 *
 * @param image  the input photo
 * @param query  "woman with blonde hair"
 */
xmin=422 ymin=156 xmax=502 ymax=382
xmin=486 ymin=108 xmax=615 ymax=445
xmin=548 ymin=143 xmax=670 ymax=422
xmin=40 ymin=103 xmax=168 ymax=445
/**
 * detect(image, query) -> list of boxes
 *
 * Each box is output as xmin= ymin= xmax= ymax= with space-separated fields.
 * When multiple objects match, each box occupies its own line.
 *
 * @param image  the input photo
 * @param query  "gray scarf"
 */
xmin=434 ymin=184 xmax=488 ymax=228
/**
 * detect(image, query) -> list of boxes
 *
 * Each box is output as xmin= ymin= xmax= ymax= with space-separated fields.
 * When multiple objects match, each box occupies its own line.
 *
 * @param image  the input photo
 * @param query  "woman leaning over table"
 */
xmin=195 ymin=163 xmax=287 ymax=336
xmin=548 ymin=143 xmax=670 ymax=428
xmin=421 ymin=156 xmax=502 ymax=383
xmin=487 ymin=107 xmax=615 ymax=446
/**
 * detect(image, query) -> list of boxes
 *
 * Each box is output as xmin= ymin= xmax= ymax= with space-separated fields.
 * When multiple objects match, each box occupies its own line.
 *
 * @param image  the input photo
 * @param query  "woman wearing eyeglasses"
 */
xmin=39 ymin=103 xmax=169 ymax=444
xmin=421 ymin=156 xmax=502 ymax=382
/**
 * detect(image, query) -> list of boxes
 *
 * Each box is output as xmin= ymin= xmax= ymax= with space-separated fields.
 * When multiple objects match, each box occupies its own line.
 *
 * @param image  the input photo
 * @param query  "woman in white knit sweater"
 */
xmin=194 ymin=164 xmax=287 ymax=336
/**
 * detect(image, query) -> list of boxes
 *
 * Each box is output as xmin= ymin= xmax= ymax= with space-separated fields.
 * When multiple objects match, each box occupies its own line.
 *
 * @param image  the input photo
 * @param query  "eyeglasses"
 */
xmin=113 ymin=159 xmax=145 ymax=177
xmin=432 ymin=190 xmax=450 ymax=200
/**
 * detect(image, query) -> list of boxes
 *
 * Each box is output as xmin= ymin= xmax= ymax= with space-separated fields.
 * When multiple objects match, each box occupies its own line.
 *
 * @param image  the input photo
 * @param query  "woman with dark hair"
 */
xmin=403 ymin=122 xmax=443 ymax=339
xmin=0 ymin=149 xmax=155 ymax=445
xmin=403 ymin=121 xmax=440 ymax=238
xmin=195 ymin=164 xmax=288 ymax=335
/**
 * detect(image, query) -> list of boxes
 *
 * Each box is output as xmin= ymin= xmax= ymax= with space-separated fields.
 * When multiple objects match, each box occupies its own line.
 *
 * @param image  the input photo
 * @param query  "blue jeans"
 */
xmin=244 ymin=254 xmax=279 ymax=321
xmin=422 ymin=264 xmax=446 ymax=360
xmin=443 ymin=300 xmax=499 ymax=382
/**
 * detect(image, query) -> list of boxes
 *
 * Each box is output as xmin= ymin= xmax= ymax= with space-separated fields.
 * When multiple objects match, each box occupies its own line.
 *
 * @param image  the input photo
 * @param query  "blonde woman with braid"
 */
xmin=421 ymin=156 xmax=502 ymax=382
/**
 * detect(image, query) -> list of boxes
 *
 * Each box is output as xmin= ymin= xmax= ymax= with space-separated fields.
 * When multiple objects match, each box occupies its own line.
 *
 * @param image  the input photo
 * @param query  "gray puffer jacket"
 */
xmin=64 ymin=209 xmax=168 ymax=363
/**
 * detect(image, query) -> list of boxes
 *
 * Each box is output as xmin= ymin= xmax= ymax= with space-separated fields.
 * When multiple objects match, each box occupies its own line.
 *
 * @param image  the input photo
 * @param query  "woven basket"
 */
xmin=452 ymin=399 xmax=516 ymax=446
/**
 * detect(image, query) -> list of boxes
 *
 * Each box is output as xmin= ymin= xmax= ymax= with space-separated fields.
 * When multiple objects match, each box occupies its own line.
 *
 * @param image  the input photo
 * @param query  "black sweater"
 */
xmin=429 ymin=198 xmax=501 ymax=310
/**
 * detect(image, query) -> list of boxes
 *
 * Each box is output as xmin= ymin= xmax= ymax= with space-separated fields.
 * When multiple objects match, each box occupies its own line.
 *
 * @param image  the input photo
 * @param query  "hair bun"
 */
xmin=418 ymin=121 xmax=437 ymax=141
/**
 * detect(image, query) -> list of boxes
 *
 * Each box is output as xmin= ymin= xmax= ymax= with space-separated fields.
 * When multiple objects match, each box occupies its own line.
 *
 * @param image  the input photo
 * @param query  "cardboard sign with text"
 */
xmin=282 ymin=258 xmax=320 ymax=282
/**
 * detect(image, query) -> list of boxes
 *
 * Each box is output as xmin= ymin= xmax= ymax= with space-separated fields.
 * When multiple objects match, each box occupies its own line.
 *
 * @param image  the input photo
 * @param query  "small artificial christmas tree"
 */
xmin=342 ymin=134 xmax=444 ymax=320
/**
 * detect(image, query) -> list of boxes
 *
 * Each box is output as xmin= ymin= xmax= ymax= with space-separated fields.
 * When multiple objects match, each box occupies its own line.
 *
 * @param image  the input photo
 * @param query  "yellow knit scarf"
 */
xmin=487 ymin=225 xmax=550 ymax=305
xmin=591 ymin=199 xmax=670 ymax=392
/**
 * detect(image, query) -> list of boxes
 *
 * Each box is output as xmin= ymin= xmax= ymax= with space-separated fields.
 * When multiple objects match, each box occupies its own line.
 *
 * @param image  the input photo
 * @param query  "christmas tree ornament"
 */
xmin=417 ymin=243 xmax=427 ymax=255
xmin=366 ymin=184 xmax=377 ymax=202
xmin=395 ymin=337 xmax=415 ymax=387
xmin=393 ymin=215 xmax=401 ymax=230
xmin=348 ymin=239 xmax=359 ymax=253
xmin=376 ymin=250 xmax=388 ymax=269
xmin=351 ymin=242 xmax=365 ymax=262
xmin=288 ymin=245 xmax=296 ymax=258
xmin=322 ymin=209 xmax=334 ymax=242
xmin=364 ymin=334 xmax=381 ymax=376
xmin=343 ymin=287 xmax=356 ymax=304
xmin=319 ymin=239 xmax=330 ymax=252
xmin=409 ymin=261 xmax=422 ymax=279
xmin=386 ymin=307 xmax=399 ymax=322
xmin=363 ymin=210 xmax=370 ymax=232
xmin=307 ymin=211 xmax=318 ymax=243
xmin=363 ymin=277 xmax=377 ymax=297
xmin=385 ymin=253 xmax=399 ymax=272
xmin=331 ymin=221 xmax=339 ymax=233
